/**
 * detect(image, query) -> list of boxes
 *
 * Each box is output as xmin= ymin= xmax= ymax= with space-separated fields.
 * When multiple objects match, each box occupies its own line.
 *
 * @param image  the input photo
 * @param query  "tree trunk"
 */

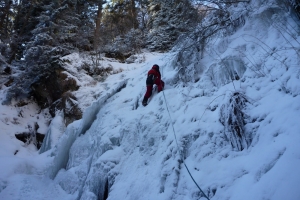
xmin=94 ymin=1 xmax=103 ymax=50
xmin=0 ymin=0 xmax=12 ymax=39
xmin=130 ymin=0 xmax=137 ymax=29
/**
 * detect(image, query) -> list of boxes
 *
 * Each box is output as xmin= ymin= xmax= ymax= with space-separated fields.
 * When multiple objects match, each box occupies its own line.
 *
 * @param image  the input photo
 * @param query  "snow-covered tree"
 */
xmin=5 ymin=0 xmax=94 ymax=105
xmin=146 ymin=0 xmax=198 ymax=51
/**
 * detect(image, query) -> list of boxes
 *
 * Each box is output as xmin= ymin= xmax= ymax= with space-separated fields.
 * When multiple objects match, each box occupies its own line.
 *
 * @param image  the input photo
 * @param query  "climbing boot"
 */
xmin=142 ymin=97 xmax=148 ymax=106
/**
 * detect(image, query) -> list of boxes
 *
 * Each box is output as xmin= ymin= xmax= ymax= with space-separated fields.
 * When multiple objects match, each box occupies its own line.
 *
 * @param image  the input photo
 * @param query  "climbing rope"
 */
xmin=162 ymin=90 xmax=210 ymax=200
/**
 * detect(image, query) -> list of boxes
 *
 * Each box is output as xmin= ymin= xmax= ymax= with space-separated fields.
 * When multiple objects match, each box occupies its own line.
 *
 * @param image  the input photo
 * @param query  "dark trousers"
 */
xmin=144 ymin=80 xmax=165 ymax=99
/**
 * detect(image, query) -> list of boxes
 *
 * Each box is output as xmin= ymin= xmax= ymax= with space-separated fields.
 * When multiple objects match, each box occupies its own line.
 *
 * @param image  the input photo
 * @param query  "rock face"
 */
xmin=30 ymin=62 xmax=81 ymax=125
xmin=15 ymin=132 xmax=45 ymax=150
xmin=30 ymin=66 xmax=78 ymax=108
xmin=15 ymin=122 xmax=45 ymax=150
xmin=49 ymin=92 xmax=82 ymax=126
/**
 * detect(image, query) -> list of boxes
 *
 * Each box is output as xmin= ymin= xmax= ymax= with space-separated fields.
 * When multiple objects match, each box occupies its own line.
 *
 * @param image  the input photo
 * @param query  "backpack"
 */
xmin=146 ymin=74 xmax=156 ymax=85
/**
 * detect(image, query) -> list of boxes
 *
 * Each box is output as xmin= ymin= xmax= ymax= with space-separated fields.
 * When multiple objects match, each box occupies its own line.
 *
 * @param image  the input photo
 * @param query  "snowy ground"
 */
xmin=1 ymin=2 xmax=300 ymax=200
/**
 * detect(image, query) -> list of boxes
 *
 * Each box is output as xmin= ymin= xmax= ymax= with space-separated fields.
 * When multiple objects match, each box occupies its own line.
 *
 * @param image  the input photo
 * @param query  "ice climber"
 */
xmin=142 ymin=64 xmax=165 ymax=106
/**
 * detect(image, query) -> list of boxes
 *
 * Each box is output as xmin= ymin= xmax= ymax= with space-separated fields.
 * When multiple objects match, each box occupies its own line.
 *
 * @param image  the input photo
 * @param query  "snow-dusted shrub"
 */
xmin=81 ymin=60 xmax=114 ymax=81
xmin=125 ymin=55 xmax=137 ymax=64
xmin=173 ymin=49 xmax=204 ymax=85
xmin=104 ymin=29 xmax=144 ymax=57
xmin=206 ymin=56 xmax=246 ymax=87
xmin=3 ymin=83 xmax=30 ymax=105
xmin=219 ymin=92 xmax=250 ymax=151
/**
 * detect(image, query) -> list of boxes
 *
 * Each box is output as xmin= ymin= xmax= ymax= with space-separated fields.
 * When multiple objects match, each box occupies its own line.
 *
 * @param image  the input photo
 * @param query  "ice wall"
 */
xmin=48 ymin=80 xmax=127 ymax=180
xmin=39 ymin=112 xmax=66 ymax=153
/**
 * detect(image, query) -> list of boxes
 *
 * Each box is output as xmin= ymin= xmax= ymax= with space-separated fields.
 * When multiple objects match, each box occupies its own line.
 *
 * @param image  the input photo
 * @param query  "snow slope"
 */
xmin=1 ymin=1 xmax=300 ymax=200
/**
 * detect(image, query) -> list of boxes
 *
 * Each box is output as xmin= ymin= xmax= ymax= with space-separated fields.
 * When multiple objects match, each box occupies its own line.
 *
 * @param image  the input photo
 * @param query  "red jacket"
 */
xmin=147 ymin=66 xmax=161 ymax=82
xmin=144 ymin=65 xmax=164 ymax=96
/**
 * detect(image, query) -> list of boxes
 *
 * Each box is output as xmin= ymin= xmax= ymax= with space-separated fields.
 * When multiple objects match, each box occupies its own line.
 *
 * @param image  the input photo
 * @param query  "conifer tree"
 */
xmin=4 ymin=0 xmax=94 ymax=104
xmin=0 ymin=0 xmax=18 ymax=62
xmin=0 ymin=0 xmax=13 ymax=42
